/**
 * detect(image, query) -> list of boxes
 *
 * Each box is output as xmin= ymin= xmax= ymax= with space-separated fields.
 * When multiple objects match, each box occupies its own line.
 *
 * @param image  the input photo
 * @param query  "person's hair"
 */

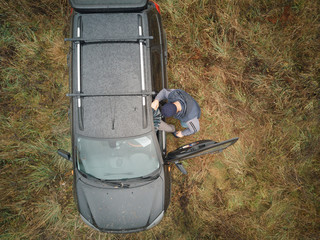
xmin=161 ymin=103 xmax=177 ymax=117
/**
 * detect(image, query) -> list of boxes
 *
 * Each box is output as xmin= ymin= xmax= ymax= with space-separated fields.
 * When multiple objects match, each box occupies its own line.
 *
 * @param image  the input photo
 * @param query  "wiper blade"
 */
xmin=140 ymin=175 xmax=158 ymax=180
xmin=101 ymin=180 xmax=130 ymax=188
xmin=139 ymin=172 xmax=160 ymax=180
xmin=139 ymin=168 xmax=161 ymax=180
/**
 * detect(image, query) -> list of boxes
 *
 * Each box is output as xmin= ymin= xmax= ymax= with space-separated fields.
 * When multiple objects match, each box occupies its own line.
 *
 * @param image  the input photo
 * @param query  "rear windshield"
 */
xmin=76 ymin=133 xmax=160 ymax=180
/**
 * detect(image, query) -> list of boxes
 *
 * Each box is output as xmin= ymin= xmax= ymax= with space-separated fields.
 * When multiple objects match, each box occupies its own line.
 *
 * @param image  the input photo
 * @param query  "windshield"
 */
xmin=76 ymin=133 xmax=160 ymax=180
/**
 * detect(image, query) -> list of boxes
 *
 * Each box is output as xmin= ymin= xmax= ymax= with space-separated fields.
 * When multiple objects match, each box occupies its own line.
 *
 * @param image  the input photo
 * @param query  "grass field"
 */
xmin=1 ymin=0 xmax=319 ymax=239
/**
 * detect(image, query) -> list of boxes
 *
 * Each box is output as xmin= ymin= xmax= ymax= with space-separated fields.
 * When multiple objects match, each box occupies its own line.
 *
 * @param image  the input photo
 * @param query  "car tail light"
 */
xmin=150 ymin=1 xmax=160 ymax=14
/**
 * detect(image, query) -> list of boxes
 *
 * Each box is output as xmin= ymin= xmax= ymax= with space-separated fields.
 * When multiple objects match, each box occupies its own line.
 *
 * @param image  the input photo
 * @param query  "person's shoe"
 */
xmin=172 ymin=132 xmax=179 ymax=138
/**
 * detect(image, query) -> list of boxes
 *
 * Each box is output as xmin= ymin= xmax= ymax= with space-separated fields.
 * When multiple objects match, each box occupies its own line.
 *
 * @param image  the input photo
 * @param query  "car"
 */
xmin=57 ymin=0 xmax=238 ymax=233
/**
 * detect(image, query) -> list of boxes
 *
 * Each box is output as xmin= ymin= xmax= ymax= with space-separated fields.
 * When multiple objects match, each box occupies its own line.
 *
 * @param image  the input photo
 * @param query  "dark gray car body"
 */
xmin=67 ymin=0 xmax=170 ymax=233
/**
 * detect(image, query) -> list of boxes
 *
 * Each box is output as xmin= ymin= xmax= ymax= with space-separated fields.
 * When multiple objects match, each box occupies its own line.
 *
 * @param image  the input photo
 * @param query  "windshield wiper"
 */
xmin=79 ymin=172 xmax=130 ymax=188
xmin=140 ymin=175 xmax=159 ymax=180
xmin=139 ymin=170 xmax=160 ymax=180
xmin=101 ymin=180 xmax=130 ymax=188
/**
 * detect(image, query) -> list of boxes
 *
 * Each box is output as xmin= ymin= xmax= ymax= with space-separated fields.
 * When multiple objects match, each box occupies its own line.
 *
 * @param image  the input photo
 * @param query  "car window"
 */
xmin=151 ymin=49 xmax=162 ymax=91
xmin=76 ymin=133 xmax=160 ymax=180
xmin=149 ymin=13 xmax=160 ymax=46
xmin=149 ymin=13 xmax=163 ymax=91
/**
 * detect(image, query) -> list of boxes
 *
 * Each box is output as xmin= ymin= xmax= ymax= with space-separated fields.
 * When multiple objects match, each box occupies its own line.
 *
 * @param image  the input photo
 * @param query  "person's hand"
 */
xmin=175 ymin=131 xmax=183 ymax=138
xmin=151 ymin=99 xmax=159 ymax=110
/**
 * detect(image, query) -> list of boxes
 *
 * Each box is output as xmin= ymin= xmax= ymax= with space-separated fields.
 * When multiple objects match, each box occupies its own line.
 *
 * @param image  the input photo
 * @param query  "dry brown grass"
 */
xmin=1 ymin=0 xmax=319 ymax=239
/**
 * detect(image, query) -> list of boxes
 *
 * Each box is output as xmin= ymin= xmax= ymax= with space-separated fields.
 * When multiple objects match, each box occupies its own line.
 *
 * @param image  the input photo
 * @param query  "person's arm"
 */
xmin=155 ymin=88 xmax=171 ymax=102
xmin=151 ymin=89 xmax=172 ymax=110
xmin=180 ymin=118 xmax=200 ymax=137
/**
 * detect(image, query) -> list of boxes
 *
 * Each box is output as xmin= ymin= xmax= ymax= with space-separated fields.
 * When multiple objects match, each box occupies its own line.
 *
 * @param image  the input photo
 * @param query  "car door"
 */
xmin=164 ymin=137 xmax=239 ymax=174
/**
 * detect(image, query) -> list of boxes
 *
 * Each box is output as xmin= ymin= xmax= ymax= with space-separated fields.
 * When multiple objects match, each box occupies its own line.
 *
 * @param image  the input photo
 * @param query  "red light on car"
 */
xmin=150 ymin=1 xmax=161 ymax=14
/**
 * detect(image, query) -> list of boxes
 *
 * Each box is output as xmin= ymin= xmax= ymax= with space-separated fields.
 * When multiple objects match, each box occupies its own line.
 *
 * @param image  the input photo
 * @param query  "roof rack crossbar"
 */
xmin=67 ymin=92 xmax=156 ymax=97
xmin=65 ymin=36 xmax=153 ymax=44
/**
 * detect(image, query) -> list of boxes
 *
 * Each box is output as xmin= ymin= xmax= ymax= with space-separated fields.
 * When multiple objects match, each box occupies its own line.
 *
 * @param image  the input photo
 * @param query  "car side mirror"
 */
xmin=57 ymin=149 xmax=72 ymax=162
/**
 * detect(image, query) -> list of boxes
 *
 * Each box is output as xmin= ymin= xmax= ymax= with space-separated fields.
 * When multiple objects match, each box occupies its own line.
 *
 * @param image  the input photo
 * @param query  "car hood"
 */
xmin=76 ymin=175 xmax=164 ymax=232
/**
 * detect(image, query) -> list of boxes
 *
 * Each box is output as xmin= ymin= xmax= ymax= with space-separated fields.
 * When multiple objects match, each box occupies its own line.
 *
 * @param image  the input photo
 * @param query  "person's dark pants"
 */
xmin=158 ymin=120 xmax=175 ymax=132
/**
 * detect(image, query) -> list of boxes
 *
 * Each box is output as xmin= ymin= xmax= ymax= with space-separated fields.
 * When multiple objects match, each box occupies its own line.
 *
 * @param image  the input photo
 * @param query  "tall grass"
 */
xmin=161 ymin=0 xmax=320 ymax=239
xmin=1 ymin=0 xmax=319 ymax=239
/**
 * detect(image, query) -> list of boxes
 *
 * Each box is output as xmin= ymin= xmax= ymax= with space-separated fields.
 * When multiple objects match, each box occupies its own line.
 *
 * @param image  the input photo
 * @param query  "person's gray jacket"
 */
xmin=155 ymin=89 xmax=201 ymax=136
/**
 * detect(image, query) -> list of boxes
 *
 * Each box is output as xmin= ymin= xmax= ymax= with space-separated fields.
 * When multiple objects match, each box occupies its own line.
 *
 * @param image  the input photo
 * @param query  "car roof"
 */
xmin=79 ymin=96 xmax=153 ymax=138
xmin=71 ymin=12 xmax=155 ymax=138
xmin=79 ymin=13 xmax=147 ymax=95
